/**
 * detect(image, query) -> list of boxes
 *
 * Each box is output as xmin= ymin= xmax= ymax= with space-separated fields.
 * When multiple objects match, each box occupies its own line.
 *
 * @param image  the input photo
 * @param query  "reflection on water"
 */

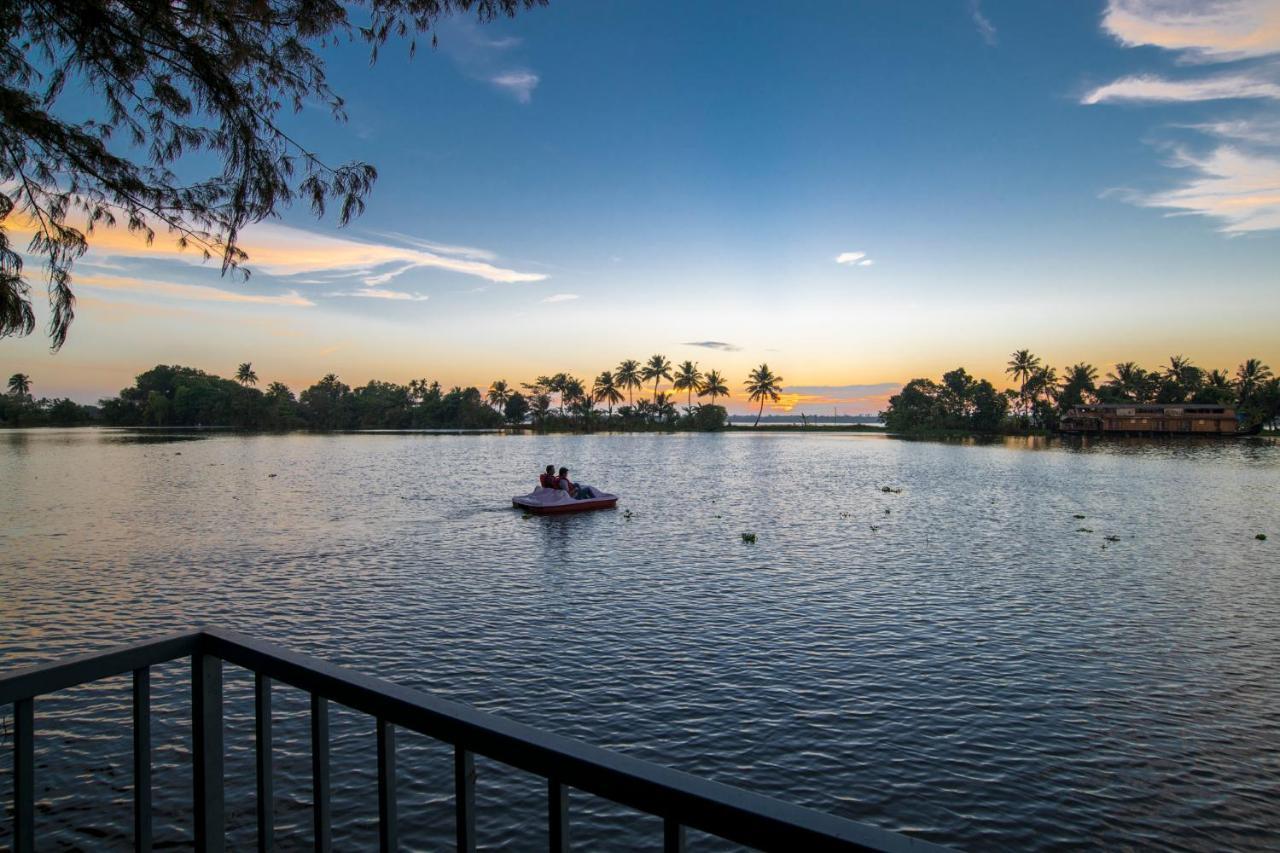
xmin=1 ymin=428 xmax=1278 ymax=850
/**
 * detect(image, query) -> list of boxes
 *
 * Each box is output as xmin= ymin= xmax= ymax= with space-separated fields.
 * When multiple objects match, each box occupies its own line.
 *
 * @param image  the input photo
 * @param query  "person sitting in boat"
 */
xmin=539 ymin=465 xmax=557 ymax=489
xmin=557 ymin=467 xmax=596 ymax=500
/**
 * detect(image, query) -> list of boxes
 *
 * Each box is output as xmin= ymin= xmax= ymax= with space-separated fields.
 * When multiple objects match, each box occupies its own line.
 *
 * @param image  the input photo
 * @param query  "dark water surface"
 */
xmin=2 ymin=428 xmax=1278 ymax=850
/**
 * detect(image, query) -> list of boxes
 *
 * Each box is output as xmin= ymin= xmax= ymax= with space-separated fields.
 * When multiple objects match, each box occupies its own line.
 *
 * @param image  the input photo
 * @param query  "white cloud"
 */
xmin=1185 ymin=117 xmax=1280 ymax=143
xmin=76 ymin=274 xmax=314 ymax=306
xmin=1139 ymin=145 xmax=1280 ymax=232
xmin=835 ymin=251 xmax=867 ymax=265
xmin=858 ymin=259 xmax=874 ymax=266
xmin=1101 ymin=0 xmax=1280 ymax=62
xmin=490 ymin=71 xmax=539 ymax=103
xmin=970 ymin=0 xmax=998 ymax=46
xmin=1082 ymin=73 xmax=1280 ymax=104
xmin=331 ymin=288 xmax=430 ymax=301
xmin=541 ymin=293 xmax=579 ymax=303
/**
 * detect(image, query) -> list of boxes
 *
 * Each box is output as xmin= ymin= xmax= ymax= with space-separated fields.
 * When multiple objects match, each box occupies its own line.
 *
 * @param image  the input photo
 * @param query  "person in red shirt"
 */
xmin=538 ymin=465 xmax=557 ymax=489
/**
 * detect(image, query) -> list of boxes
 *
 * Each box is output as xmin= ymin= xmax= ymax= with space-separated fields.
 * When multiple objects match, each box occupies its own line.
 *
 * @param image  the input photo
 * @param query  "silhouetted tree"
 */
xmin=1 ymin=0 xmax=546 ymax=348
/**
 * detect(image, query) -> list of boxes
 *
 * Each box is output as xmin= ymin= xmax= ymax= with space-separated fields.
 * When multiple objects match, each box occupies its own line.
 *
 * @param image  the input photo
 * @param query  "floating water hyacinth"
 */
xmin=741 ymin=532 xmax=757 ymax=544
xmin=1076 ymin=527 xmax=1093 ymax=533
xmin=880 ymin=486 xmax=903 ymax=494
xmin=1257 ymin=534 xmax=1268 ymax=541
xmin=1104 ymin=535 xmax=1120 ymax=542
xmin=1073 ymin=514 xmax=1085 ymax=519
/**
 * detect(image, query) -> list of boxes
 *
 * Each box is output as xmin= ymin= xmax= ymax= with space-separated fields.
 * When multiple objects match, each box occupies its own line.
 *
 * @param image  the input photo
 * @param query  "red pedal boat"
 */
xmin=512 ymin=486 xmax=618 ymax=514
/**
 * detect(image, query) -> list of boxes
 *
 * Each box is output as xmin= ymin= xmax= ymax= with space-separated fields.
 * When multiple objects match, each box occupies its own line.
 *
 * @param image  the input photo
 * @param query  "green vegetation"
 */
xmin=882 ymin=351 xmax=1280 ymax=435
xmin=1 ymin=373 xmax=97 ymax=425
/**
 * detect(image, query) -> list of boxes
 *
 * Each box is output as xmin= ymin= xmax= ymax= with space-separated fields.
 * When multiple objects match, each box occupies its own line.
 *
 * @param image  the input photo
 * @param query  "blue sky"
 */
xmin=7 ymin=0 xmax=1279 ymax=412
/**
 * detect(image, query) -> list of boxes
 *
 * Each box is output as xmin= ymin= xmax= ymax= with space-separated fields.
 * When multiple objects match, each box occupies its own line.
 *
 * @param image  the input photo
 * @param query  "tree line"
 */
xmin=2 ymin=356 xmax=787 ymax=431
xmin=882 ymin=351 xmax=1280 ymax=434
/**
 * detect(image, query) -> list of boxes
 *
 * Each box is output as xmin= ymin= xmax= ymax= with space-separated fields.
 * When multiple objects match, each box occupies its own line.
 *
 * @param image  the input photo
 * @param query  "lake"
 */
xmin=2 ymin=428 xmax=1278 ymax=850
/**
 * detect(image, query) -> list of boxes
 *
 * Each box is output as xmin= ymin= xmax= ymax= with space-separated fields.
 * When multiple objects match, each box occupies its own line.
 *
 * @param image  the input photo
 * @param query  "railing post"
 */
xmin=454 ymin=746 xmax=475 ymax=853
xmin=548 ymin=779 xmax=568 ymax=852
xmin=13 ymin=697 xmax=34 ymax=853
xmin=663 ymin=817 xmax=685 ymax=853
xmin=133 ymin=667 xmax=152 ymax=852
xmin=311 ymin=694 xmax=331 ymax=852
xmin=255 ymin=674 xmax=274 ymax=853
xmin=376 ymin=717 xmax=397 ymax=852
xmin=192 ymin=653 xmax=224 ymax=853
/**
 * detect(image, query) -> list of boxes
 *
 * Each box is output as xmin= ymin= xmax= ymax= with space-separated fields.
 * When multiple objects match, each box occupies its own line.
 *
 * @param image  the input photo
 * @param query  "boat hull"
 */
xmin=513 ymin=496 xmax=618 ymax=514
xmin=512 ymin=486 xmax=618 ymax=514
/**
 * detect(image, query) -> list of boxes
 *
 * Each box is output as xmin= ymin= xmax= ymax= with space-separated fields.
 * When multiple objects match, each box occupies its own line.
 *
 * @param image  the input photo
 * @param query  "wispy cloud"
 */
xmin=1101 ymin=0 xmax=1280 ymax=62
xmin=1088 ymin=0 xmax=1280 ymax=234
xmin=1082 ymin=73 xmax=1280 ymax=104
xmin=1140 ymin=145 xmax=1280 ymax=233
xmin=76 ymin=274 xmax=314 ymax=307
xmin=970 ymin=0 xmax=998 ymax=46
xmin=331 ymin=287 xmax=430 ymax=301
xmin=682 ymin=340 xmax=741 ymax=352
xmin=490 ymin=71 xmax=539 ymax=103
xmin=541 ymin=293 xmax=579 ymax=303
xmin=440 ymin=20 xmax=541 ymax=103
xmin=835 ymin=251 xmax=875 ymax=266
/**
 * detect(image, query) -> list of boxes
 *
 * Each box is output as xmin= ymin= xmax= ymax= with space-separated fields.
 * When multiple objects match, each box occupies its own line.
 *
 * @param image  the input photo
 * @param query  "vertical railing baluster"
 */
xmin=310 ymin=694 xmax=331 ymax=852
xmin=133 ymin=668 xmax=152 ymax=852
xmin=547 ymin=779 xmax=568 ymax=852
xmin=255 ymin=674 xmax=274 ymax=853
xmin=663 ymin=817 xmax=685 ymax=853
xmin=13 ymin=697 xmax=34 ymax=853
xmin=376 ymin=717 xmax=397 ymax=852
xmin=454 ymin=746 xmax=475 ymax=853
xmin=192 ymin=653 xmax=224 ymax=853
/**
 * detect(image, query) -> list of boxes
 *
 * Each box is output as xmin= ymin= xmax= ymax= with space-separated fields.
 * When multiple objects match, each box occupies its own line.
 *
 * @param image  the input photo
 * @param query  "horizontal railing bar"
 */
xmin=0 ymin=631 xmax=201 ymax=704
xmin=199 ymin=628 xmax=944 ymax=853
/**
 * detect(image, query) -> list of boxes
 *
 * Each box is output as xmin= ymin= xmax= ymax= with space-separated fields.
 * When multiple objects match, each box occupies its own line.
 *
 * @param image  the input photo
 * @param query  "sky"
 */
xmin=5 ymin=0 xmax=1279 ymax=413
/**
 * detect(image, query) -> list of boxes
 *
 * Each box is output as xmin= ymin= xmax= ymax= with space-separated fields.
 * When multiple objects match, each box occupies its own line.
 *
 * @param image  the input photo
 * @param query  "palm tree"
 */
xmin=744 ymin=363 xmax=783 ymax=427
xmin=615 ymin=359 xmax=642 ymax=407
xmin=640 ymin=354 xmax=672 ymax=403
xmin=7 ymin=372 xmax=31 ymax=398
xmin=486 ymin=380 xmax=511 ymax=411
xmin=235 ymin=362 xmax=258 ymax=386
xmin=592 ymin=371 xmax=623 ymax=417
xmin=1163 ymin=355 xmax=1192 ymax=383
xmin=672 ymin=360 xmax=702 ymax=412
xmin=1105 ymin=362 xmax=1143 ymax=401
xmin=562 ymin=376 xmax=586 ymax=413
xmin=697 ymin=369 xmax=730 ymax=406
xmin=1005 ymin=349 xmax=1041 ymax=417
xmin=1236 ymin=358 xmax=1273 ymax=405
xmin=652 ymin=391 xmax=677 ymax=423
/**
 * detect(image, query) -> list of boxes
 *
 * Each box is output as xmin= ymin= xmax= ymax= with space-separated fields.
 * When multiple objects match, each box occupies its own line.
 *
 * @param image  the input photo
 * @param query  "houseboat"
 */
xmin=1060 ymin=403 xmax=1248 ymax=436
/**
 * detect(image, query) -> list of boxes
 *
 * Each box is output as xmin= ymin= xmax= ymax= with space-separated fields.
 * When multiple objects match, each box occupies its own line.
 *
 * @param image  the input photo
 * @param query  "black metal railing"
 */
xmin=1 ymin=628 xmax=946 ymax=852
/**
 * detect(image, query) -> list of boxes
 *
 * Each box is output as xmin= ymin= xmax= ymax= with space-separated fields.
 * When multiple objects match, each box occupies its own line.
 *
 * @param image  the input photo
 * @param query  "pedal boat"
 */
xmin=512 ymin=486 xmax=618 ymax=514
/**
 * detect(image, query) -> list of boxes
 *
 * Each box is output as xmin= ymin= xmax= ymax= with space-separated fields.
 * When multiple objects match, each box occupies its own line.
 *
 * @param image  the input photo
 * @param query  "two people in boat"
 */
xmin=538 ymin=465 xmax=596 ymax=500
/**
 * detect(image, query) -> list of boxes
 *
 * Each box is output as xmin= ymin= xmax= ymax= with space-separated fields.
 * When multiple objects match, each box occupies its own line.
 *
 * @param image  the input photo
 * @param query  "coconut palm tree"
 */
xmin=593 ymin=370 xmax=623 ymax=417
xmin=641 ymin=354 xmax=672 ymax=403
xmin=486 ymin=380 xmax=511 ymax=411
xmin=672 ymin=360 xmax=702 ymax=412
xmin=615 ymin=359 xmax=642 ymax=407
xmin=1236 ymin=358 xmax=1273 ymax=405
xmin=1105 ymin=362 xmax=1143 ymax=401
xmin=561 ymin=376 xmax=586 ymax=417
xmin=235 ymin=362 xmax=258 ymax=386
xmin=698 ymin=369 xmax=730 ymax=406
xmin=744 ymin=363 xmax=783 ymax=427
xmin=7 ymin=372 xmax=31 ymax=398
xmin=1005 ymin=349 xmax=1041 ymax=417
xmin=652 ymin=391 xmax=677 ymax=423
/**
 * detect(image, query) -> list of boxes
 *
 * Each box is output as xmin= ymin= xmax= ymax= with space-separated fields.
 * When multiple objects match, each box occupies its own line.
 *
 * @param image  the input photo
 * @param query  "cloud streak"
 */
xmin=682 ymin=341 xmax=741 ymax=352
xmin=541 ymin=293 xmax=579 ymax=303
xmin=1101 ymin=0 xmax=1280 ymax=62
xmin=1082 ymin=73 xmax=1280 ymax=104
xmin=76 ymin=274 xmax=314 ymax=306
xmin=970 ymin=0 xmax=998 ymax=46
xmin=491 ymin=71 xmax=539 ymax=103
xmin=331 ymin=287 xmax=430 ymax=301
xmin=1141 ymin=145 xmax=1280 ymax=232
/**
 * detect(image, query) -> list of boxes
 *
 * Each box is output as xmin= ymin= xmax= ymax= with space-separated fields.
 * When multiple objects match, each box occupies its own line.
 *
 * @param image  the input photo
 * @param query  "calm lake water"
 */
xmin=2 ymin=428 xmax=1278 ymax=851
